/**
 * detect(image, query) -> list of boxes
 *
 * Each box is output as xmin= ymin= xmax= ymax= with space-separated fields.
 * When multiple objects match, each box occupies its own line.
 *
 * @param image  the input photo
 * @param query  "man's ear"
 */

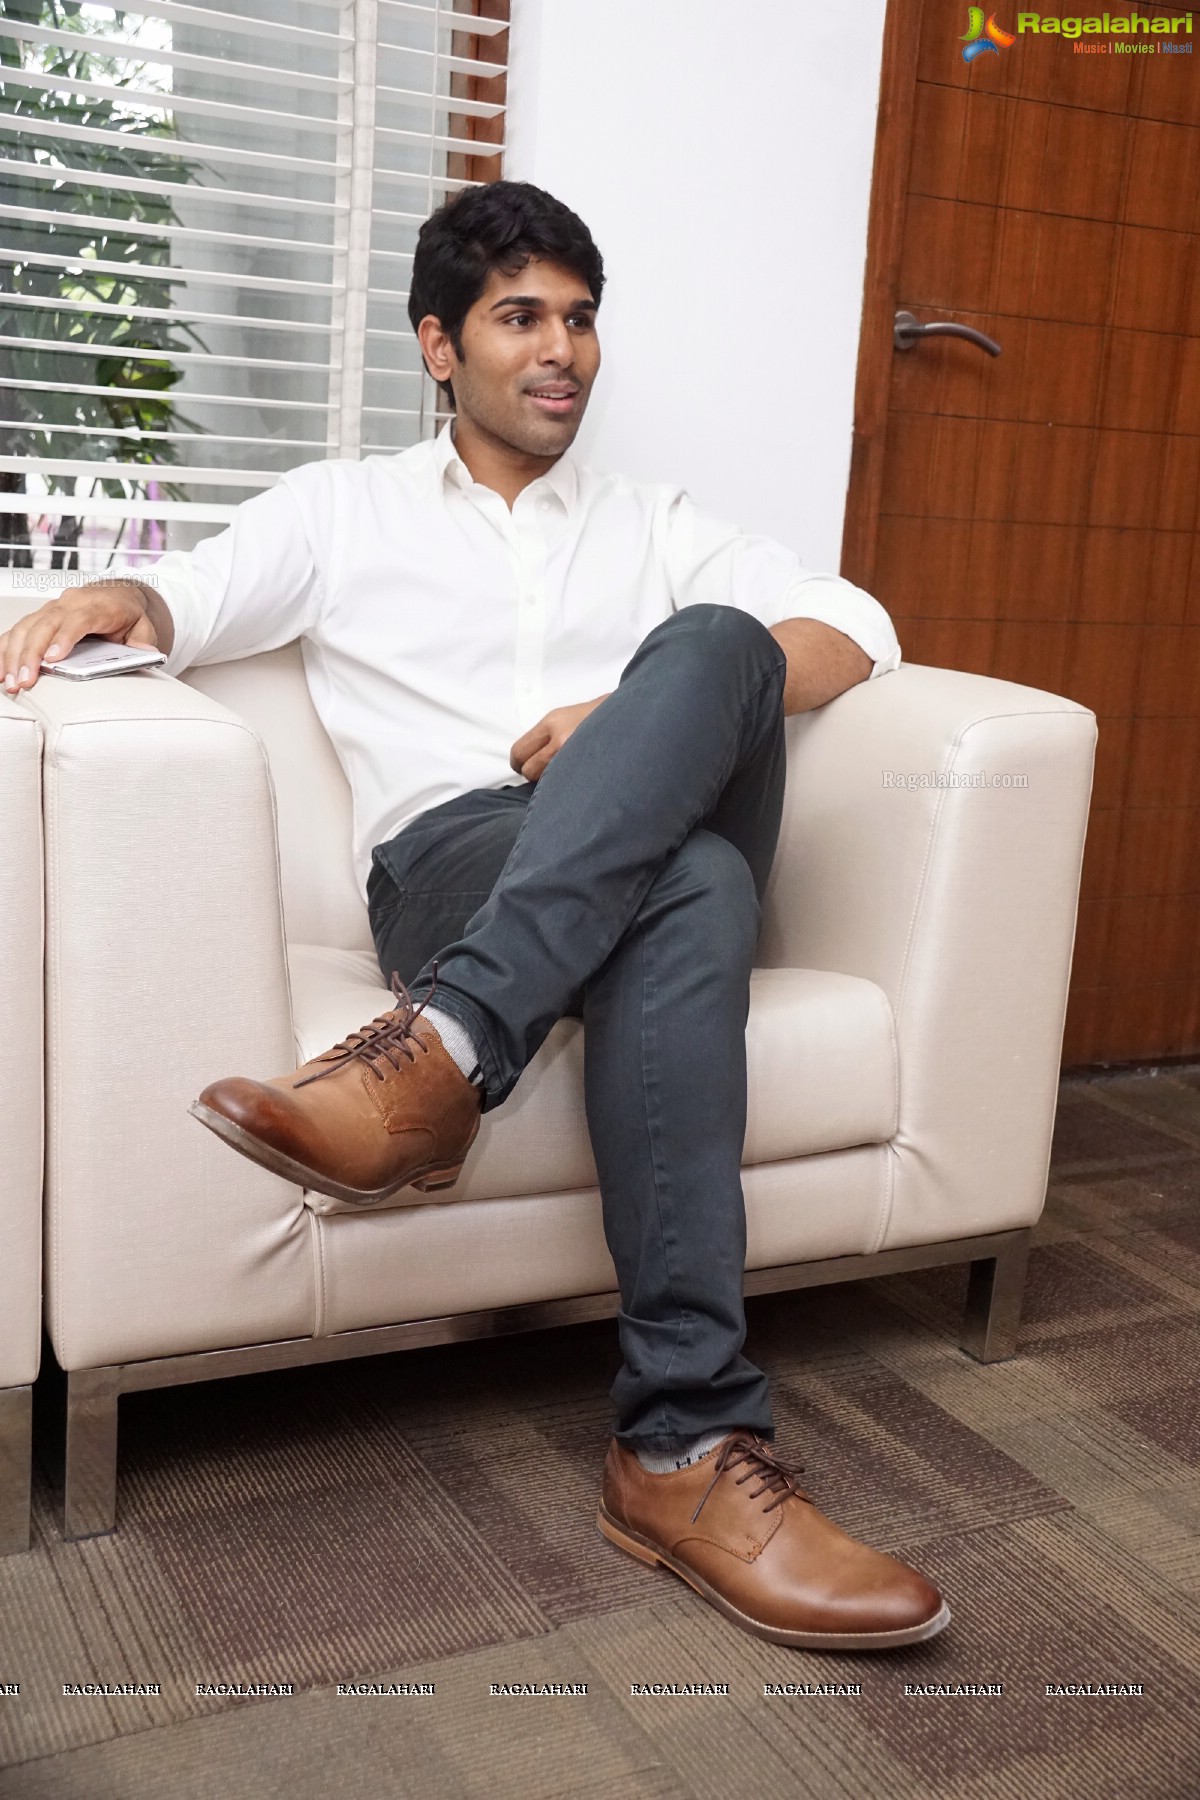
xmin=416 ymin=314 xmax=457 ymax=389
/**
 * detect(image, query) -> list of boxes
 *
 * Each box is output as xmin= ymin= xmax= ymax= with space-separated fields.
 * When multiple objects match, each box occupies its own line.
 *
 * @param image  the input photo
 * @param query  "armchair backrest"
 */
xmin=182 ymin=641 xmax=373 ymax=954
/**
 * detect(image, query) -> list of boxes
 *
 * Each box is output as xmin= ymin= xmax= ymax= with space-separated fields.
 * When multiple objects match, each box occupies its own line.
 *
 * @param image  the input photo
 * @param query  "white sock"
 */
xmin=420 ymin=1003 xmax=486 ymax=1087
xmin=634 ymin=1428 xmax=732 ymax=1473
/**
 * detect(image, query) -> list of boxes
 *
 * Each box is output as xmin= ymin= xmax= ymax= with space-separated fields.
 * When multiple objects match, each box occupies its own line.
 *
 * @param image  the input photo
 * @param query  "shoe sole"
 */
xmin=596 ymin=1502 xmax=951 ymax=1651
xmin=188 ymin=1100 xmax=479 ymax=1208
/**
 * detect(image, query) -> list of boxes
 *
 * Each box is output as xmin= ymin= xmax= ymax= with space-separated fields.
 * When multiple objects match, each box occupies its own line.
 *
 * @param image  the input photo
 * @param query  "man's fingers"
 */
xmin=3 ymin=611 xmax=72 ymax=691
xmin=2 ymin=600 xmax=78 ymax=690
xmin=509 ymin=732 xmax=536 ymax=769
xmin=522 ymin=743 xmax=557 ymax=781
xmin=2 ymin=619 xmax=43 ymax=691
xmin=509 ymin=698 xmax=607 ymax=778
xmin=2 ymin=586 xmax=151 ymax=691
xmin=510 ymin=719 xmax=551 ymax=773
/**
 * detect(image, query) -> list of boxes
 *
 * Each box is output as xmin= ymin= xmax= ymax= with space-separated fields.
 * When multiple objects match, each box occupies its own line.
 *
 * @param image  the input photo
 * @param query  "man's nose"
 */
xmin=538 ymin=318 xmax=574 ymax=365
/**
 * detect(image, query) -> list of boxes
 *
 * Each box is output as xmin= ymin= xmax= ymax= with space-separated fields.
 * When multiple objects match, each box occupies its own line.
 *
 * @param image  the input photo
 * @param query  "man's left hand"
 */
xmin=509 ymin=695 xmax=611 ymax=781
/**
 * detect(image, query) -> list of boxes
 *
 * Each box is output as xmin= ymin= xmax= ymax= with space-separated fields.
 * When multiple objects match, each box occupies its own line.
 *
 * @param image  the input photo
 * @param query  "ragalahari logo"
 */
xmin=961 ymin=8 xmax=1017 ymax=60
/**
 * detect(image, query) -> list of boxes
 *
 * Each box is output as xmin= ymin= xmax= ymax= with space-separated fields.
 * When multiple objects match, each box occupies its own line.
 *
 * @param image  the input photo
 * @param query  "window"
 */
xmin=0 ymin=0 xmax=508 ymax=572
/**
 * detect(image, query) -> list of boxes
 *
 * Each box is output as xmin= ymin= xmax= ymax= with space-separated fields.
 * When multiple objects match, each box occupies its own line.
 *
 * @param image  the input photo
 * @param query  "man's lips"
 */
xmin=525 ymin=385 xmax=579 ymax=415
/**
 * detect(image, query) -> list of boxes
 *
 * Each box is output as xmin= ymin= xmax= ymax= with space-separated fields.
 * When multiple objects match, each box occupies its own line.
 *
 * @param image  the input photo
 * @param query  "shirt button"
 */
xmin=539 ymin=496 xmax=552 ymax=512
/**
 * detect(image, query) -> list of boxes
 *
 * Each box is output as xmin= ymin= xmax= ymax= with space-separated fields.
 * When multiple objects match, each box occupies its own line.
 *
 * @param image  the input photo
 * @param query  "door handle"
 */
xmin=893 ymin=310 xmax=1002 ymax=356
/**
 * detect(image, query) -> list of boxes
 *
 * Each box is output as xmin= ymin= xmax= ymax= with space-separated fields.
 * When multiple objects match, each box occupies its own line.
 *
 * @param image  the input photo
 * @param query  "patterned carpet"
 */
xmin=2 ymin=1067 xmax=1198 ymax=1800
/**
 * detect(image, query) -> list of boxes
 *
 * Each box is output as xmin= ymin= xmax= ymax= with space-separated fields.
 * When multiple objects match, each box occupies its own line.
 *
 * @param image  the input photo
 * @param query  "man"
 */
xmin=2 ymin=181 xmax=948 ymax=1651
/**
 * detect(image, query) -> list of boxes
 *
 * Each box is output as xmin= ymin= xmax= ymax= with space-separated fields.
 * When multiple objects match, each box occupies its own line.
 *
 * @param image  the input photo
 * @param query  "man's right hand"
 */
xmin=1 ymin=581 xmax=162 ymax=693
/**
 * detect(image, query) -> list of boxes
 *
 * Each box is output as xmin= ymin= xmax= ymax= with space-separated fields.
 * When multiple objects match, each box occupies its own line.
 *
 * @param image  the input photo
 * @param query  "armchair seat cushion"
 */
xmin=288 ymin=944 xmax=898 ymax=1208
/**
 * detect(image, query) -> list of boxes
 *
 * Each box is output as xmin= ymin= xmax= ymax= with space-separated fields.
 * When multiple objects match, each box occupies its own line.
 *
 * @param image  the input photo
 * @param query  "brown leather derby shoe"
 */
xmin=598 ymin=1430 xmax=950 ymax=1650
xmin=189 ymin=965 xmax=483 ymax=1209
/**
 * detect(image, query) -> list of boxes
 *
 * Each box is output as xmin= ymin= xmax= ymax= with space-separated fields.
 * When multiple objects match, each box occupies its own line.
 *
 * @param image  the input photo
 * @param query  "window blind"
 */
xmin=0 ymin=0 xmax=507 ymax=571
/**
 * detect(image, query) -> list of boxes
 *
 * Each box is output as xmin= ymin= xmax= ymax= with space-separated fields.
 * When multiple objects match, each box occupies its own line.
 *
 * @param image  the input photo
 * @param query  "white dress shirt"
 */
xmin=149 ymin=420 xmax=901 ymax=904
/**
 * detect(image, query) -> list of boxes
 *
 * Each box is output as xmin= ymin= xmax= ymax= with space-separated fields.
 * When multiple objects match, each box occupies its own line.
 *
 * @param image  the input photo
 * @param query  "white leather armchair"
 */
xmin=11 ymin=634 xmax=1096 ymax=1541
xmin=0 ymin=691 xmax=43 ymax=1556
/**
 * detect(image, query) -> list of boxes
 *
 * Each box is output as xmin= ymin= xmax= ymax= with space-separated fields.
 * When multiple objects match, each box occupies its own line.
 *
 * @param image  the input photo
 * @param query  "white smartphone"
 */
xmin=40 ymin=635 xmax=167 ymax=680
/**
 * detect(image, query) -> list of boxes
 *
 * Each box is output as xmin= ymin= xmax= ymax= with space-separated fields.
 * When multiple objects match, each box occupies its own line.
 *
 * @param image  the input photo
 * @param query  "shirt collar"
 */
xmin=433 ymin=416 xmax=578 ymax=516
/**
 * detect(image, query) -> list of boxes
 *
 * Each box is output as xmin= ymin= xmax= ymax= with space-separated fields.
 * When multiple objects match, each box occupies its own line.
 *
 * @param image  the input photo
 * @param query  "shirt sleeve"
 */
xmin=661 ymin=489 xmax=901 ymax=679
xmin=143 ymin=468 xmax=326 ymax=678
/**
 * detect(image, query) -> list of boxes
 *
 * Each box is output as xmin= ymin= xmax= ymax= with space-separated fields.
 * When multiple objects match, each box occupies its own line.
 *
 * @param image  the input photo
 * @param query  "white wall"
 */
xmin=504 ymin=0 xmax=889 ymax=571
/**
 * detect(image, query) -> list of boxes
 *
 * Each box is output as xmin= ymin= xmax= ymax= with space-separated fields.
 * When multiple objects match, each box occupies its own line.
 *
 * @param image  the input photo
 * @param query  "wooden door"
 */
xmin=843 ymin=1 xmax=1200 ymax=1069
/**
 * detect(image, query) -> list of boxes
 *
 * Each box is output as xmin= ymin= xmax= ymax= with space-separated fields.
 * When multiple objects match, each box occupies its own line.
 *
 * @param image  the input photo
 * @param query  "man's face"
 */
xmin=436 ymin=257 xmax=601 ymax=457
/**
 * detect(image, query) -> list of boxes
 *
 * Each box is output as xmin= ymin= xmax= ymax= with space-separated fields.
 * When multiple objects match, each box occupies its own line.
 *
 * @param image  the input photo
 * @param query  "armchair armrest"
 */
xmin=0 ymin=694 xmax=44 ymax=1394
xmin=758 ymin=663 xmax=1097 ymax=1250
xmin=14 ymin=668 xmax=315 ymax=1369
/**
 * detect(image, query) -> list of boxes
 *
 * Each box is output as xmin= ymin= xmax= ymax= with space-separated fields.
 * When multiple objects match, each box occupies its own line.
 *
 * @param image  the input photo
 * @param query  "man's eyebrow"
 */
xmin=488 ymin=294 xmax=598 ymax=312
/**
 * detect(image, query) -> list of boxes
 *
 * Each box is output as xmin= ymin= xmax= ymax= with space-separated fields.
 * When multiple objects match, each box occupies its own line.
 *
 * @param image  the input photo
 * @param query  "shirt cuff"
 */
xmin=776 ymin=573 xmax=902 ymax=680
xmin=137 ymin=552 xmax=202 ymax=678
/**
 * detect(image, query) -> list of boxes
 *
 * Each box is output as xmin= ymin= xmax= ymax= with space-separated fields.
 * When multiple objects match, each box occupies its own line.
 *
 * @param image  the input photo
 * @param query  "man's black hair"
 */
xmin=407 ymin=179 xmax=605 ymax=409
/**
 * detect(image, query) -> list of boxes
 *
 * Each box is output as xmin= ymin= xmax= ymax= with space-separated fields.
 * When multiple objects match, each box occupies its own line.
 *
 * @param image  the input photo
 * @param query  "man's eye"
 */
xmin=503 ymin=312 xmax=593 ymax=328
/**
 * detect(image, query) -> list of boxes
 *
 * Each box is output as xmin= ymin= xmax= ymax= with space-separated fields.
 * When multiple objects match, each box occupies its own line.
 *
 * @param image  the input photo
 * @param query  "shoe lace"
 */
xmin=689 ymin=1431 xmax=811 ymax=1525
xmin=292 ymin=962 xmax=441 ymax=1089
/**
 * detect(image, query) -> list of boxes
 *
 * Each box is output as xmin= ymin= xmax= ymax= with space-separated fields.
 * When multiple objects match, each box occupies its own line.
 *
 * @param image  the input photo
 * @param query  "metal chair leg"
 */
xmin=961 ymin=1229 xmax=1032 ymax=1362
xmin=63 ymin=1368 xmax=120 ymax=1541
xmin=0 ymin=1385 xmax=33 ymax=1556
